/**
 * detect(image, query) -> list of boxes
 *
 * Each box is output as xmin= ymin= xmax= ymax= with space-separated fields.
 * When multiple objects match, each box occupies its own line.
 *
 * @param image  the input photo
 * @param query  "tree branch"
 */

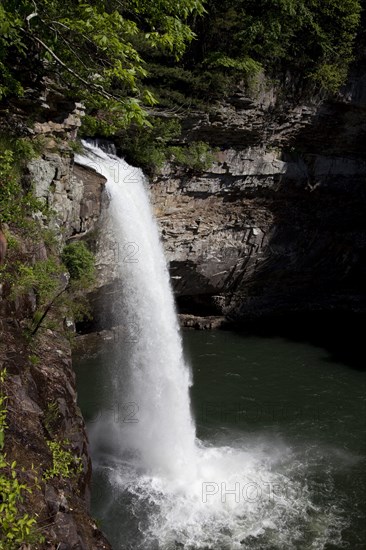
xmin=31 ymin=285 xmax=69 ymax=336
xmin=22 ymin=29 xmax=119 ymax=102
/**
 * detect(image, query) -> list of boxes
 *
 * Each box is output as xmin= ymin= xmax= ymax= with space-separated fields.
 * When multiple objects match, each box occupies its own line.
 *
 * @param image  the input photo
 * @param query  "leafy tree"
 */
xmin=0 ymin=0 xmax=205 ymax=125
xmin=1 ymin=0 xmax=361 ymax=133
xmin=114 ymin=117 xmax=182 ymax=173
xmin=194 ymin=0 xmax=362 ymax=92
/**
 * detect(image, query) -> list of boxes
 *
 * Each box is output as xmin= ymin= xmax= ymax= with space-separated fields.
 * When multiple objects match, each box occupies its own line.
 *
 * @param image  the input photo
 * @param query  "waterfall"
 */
xmin=76 ymin=142 xmax=197 ymax=479
xmin=75 ymin=143 xmax=340 ymax=549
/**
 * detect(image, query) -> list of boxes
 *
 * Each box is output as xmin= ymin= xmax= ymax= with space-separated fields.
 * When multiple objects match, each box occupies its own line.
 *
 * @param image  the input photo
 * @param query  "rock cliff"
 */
xmin=0 ymin=96 xmax=111 ymax=548
xmin=150 ymin=69 xmax=366 ymax=322
xmin=84 ymin=70 xmax=366 ymax=334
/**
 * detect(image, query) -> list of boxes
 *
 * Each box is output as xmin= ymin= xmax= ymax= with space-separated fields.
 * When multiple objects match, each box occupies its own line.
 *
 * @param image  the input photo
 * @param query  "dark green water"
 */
xmin=74 ymin=329 xmax=366 ymax=549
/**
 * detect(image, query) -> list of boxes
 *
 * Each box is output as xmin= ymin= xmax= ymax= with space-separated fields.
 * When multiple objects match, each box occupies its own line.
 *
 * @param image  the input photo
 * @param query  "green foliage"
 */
xmin=0 ymin=369 xmax=7 ymax=452
xmin=28 ymin=354 xmax=40 ymax=366
xmin=117 ymin=117 xmax=182 ymax=173
xmin=1 ymin=234 xmax=95 ymax=336
xmin=116 ymin=117 xmax=216 ymax=173
xmin=13 ymin=136 xmax=45 ymax=162
xmin=1 ymin=0 xmax=359 ymax=138
xmin=0 ymin=459 xmax=41 ymax=550
xmin=44 ymin=402 xmax=60 ymax=437
xmin=196 ymin=0 xmax=362 ymax=92
xmin=0 ymin=371 xmax=43 ymax=549
xmin=0 ymin=409 xmax=5 ymax=451
xmin=0 ymin=135 xmax=44 ymax=166
xmin=43 ymin=440 xmax=82 ymax=481
xmin=205 ymin=53 xmax=262 ymax=75
xmin=0 ymin=4 xmax=25 ymax=100
xmin=0 ymin=0 xmax=204 ymax=127
xmin=4 ymin=232 xmax=21 ymax=253
xmin=63 ymin=291 xmax=93 ymax=325
xmin=169 ymin=141 xmax=217 ymax=171
xmin=3 ymin=246 xmax=67 ymax=336
xmin=310 ymin=63 xmax=348 ymax=94
xmin=54 ymin=242 xmax=96 ymax=329
xmin=146 ymin=63 xmax=231 ymax=105
xmin=61 ymin=241 xmax=95 ymax=283
xmin=140 ymin=0 xmax=362 ymax=116
xmin=67 ymin=139 xmax=84 ymax=154
xmin=10 ymin=258 xmax=62 ymax=305
xmin=80 ymin=97 xmax=153 ymax=137
xmin=0 ymin=151 xmax=25 ymax=225
xmin=41 ymin=227 xmax=58 ymax=251
xmin=0 ymin=138 xmax=46 ymax=226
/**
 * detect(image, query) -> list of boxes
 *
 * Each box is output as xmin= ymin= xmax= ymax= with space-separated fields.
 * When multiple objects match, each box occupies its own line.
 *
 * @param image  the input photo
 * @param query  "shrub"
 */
xmin=10 ymin=258 xmax=62 ymax=305
xmin=0 ymin=140 xmax=46 ymax=227
xmin=61 ymin=241 xmax=95 ymax=283
xmin=116 ymin=117 xmax=182 ymax=174
xmin=43 ymin=440 xmax=82 ymax=481
xmin=116 ymin=118 xmax=217 ymax=174
xmin=169 ymin=142 xmax=217 ymax=171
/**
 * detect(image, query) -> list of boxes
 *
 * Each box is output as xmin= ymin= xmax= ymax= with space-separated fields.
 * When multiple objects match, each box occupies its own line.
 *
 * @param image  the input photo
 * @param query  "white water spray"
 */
xmin=75 ymin=143 xmax=345 ymax=549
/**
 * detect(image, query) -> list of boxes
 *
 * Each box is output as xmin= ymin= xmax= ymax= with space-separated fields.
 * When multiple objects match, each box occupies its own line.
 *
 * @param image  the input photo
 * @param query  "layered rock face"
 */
xmin=151 ymin=71 xmax=366 ymax=321
xmin=28 ymin=151 xmax=106 ymax=242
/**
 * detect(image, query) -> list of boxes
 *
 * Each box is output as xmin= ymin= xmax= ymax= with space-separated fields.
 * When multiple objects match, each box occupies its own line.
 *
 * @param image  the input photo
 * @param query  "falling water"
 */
xmin=75 ymin=143 xmax=347 ymax=549
xmin=76 ymin=142 xmax=196 ymax=478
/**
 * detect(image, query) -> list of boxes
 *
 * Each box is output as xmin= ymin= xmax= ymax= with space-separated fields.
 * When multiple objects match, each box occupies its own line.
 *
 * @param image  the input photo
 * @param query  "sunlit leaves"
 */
xmin=0 ymin=0 xmax=204 ymax=125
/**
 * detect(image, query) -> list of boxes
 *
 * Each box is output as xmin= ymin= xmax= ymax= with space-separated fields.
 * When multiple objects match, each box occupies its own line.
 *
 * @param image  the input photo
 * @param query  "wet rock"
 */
xmin=45 ymin=484 xmax=62 ymax=515
xmin=179 ymin=314 xmax=226 ymax=330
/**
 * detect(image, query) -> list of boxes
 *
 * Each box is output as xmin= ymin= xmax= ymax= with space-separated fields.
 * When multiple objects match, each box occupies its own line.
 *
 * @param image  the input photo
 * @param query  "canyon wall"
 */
xmin=151 ymin=69 xmax=366 ymax=322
